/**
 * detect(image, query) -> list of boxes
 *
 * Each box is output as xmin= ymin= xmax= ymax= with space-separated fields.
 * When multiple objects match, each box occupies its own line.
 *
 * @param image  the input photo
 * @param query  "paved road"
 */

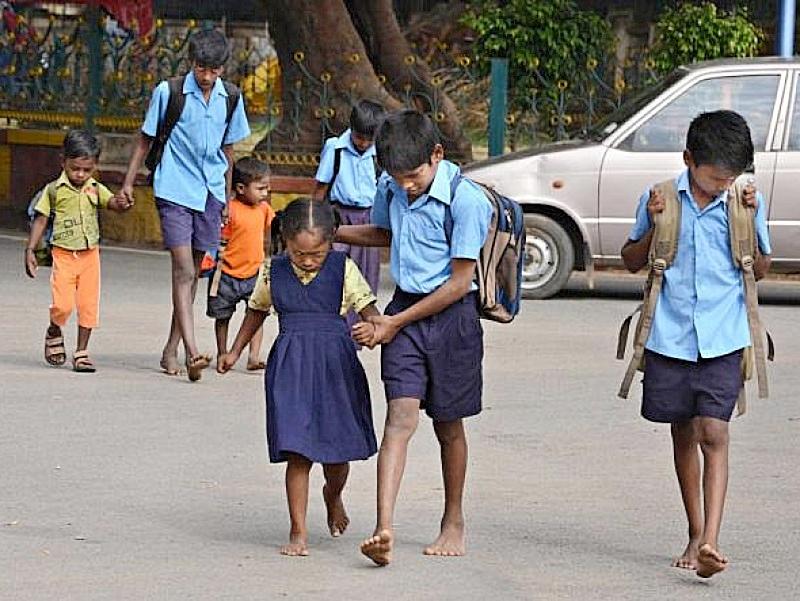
xmin=1 ymin=235 xmax=799 ymax=601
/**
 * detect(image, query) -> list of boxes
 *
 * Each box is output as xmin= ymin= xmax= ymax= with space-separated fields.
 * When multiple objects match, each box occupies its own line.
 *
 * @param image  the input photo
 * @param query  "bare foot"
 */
xmin=696 ymin=543 xmax=728 ymax=578
xmin=322 ymin=485 xmax=349 ymax=537
xmin=160 ymin=353 xmax=182 ymax=376
xmin=186 ymin=354 xmax=211 ymax=382
xmin=246 ymin=358 xmax=265 ymax=371
xmin=672 ymin=539 xmax=700 ymax=570
xmin=361 ymin=529 xmax=392 ymax=566
xmin=216 ymin=355 xmax=227 ymax=374
xmin=280 ymin=534 xmax=309 ymax=557
xmin=423 ymin=521 xmax=465 ymax=557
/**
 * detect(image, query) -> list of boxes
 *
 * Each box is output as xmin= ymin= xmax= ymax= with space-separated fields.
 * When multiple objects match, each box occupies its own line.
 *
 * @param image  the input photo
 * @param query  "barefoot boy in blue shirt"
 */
xmin=621 ymin=110 xmax=771 ymax=579
xmin=341 ymin=110 xmax=493 ymax=565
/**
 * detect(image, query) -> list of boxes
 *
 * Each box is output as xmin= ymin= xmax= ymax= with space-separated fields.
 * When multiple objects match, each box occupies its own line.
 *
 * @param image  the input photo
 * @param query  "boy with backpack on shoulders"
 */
xmin=619 ymin=110 xmax=771 ymax=579
xmin=340 ymin=109 xmax=494 ymax=566
xmin=25 ymin=129 xmax=132 ymax=372
xmin=120 ymin=28 xmax=250 ymax=382
xmin=314 ymin=100 xmax=386 ymax=311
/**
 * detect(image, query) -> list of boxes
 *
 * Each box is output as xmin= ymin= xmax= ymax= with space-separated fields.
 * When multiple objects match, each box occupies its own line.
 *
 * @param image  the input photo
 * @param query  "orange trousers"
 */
xmin=50 ymin=246 xmax=101 ymax=329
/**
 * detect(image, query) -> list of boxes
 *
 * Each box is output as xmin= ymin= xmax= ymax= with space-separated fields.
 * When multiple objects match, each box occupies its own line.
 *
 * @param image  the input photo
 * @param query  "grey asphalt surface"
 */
xmin=1 ymin=234 xmax=799 ymax=601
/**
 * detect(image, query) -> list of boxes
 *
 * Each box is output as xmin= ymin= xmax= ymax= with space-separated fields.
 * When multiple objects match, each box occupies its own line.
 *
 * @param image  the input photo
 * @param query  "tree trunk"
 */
xmin=258 ymin=0 xmax=471 ymax=169
xmin=347 ymin=0 xmax=472 ymax=161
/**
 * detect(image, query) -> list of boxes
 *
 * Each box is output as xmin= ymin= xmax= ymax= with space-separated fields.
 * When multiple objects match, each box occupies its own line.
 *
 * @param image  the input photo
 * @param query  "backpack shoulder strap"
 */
xmin=221 ymin=80 xmax=241 ymax=144
xmin=728 ymin=181 xmax=769 ymax=402
xmin=157 ymin=76 xmax=186 ymax=145
xmin=619 ymin=178 xmax=681 ymax=399
xmin=324 ymin=147 xmax=343 ymax=202
xmin=443 ymin=172 xmax=464 ymax=244
xmin=648 ymin=179 xmax=681 ymax=269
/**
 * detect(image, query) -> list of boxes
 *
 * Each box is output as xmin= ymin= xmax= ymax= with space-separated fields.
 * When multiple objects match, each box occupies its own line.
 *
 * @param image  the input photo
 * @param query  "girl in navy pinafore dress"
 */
xmin=219 ymin=198 xmax=379 ymax=556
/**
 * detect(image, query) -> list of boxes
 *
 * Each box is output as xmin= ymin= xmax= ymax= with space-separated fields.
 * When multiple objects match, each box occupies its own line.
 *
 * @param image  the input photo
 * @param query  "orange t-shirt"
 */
xmin=221 ymin=198 xmax=275 ymax=279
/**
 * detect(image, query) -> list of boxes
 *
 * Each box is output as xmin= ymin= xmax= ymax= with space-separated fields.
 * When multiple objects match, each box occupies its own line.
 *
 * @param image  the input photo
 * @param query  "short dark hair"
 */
xmin=63 ymin=129 xmax=101 ymax=160
xmin=233 ymin=156 xmax=270 ymax=187
xmin=188 ymin=29 xmax=230 ymax=67
xmin=350 ymin=100 xmax=386 ymax=138
xmin=271 ymin=197 xmax=337 ymax=252
xmin=375 ymin=109 xmax=439 ymax=173
xmin=686 ymin=110 xmax=754 ymax=173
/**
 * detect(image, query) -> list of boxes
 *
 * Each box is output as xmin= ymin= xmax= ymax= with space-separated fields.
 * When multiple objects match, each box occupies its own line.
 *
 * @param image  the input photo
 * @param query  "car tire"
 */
xmin=521 ymin=213 xmax=575 ymax=299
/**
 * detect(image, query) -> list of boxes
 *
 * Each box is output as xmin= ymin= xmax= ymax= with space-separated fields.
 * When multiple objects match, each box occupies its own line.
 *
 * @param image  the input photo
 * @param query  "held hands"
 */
xmin=109 ymin=192 xmax=134 ymax=212
xmin=217 ymin=351 xmax=239 ymax=374
xmin=742 ymin=182 xmax=758 ymax=208
xmin=352 ymin=315 xmax=402 ymax=348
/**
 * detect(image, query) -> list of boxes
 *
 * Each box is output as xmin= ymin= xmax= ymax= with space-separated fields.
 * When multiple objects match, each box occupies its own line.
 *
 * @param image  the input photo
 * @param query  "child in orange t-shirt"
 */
xmin=207 ymin=157 xmax=274 ymax=372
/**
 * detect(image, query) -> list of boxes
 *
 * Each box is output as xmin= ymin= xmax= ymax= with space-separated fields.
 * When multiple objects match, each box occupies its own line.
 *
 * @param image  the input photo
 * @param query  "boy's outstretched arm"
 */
xmin=336 ymin=225 xmax=391 ymax=248
xmin=219 ymin=308 xmax=269 ymax=373
xmin=369 ymin=258 xmax=475 ymax=345
xmin=24 ymin=213 xmax=48 ymax=278
xmin=120 ymin=132 xmax=153 ymax=204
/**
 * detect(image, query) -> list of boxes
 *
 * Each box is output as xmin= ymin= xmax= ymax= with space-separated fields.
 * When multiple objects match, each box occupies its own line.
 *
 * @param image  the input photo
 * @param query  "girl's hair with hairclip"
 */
xmin=270 ymin=198 xmax=340 ymax=255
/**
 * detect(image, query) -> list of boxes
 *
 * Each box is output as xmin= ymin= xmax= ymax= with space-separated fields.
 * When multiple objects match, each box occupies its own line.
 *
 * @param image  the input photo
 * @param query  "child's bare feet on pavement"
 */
xmin=672 ymin=539 xmax=700 ymax=570
xmin=696 ymin=543 xmax=728 ymax=578
xmin=160 ymin=353 xmax=182 ymax=376
xmin=323 ymin=485 xmax=349 ymax=537
xmin=280 ymin=534 xmax=309 ymax=557
xmin=246 ymin=357 xmax=265 ymax=371
xmin=423 ymin=520 xmax=465 ymax=557
xmin=361 ymin=529 xmax=392 ymax=566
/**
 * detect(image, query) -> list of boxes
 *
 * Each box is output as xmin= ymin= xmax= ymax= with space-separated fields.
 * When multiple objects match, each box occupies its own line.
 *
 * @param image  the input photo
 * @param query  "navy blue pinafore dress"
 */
xmin=265 ymin=251 xmax=377 ymax=464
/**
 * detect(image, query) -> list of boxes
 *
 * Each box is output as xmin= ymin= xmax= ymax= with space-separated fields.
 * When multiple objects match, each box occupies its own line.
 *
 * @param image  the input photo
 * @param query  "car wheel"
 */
xmin=522 ymin=213 xmax=575 ymax=299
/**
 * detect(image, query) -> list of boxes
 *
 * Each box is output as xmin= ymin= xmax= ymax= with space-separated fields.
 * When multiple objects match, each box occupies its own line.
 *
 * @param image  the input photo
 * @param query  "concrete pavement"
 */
xmin=1 ymin=235 xmax=799 ymax=600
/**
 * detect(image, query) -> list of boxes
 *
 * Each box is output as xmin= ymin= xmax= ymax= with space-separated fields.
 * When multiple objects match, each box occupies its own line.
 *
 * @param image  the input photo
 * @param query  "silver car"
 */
xmin=464 ymin=57 xmax=800 ymax=298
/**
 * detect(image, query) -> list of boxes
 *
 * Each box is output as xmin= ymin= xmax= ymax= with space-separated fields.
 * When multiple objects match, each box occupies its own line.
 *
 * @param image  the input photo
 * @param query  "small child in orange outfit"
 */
xmin=207 ymin=157 xmax=274 ymax=372
xmin=24 ymin=129 xmax=131 ymax=372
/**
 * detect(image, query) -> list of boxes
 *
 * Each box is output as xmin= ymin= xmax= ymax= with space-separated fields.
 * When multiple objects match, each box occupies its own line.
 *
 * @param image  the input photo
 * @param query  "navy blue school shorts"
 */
xmin=156 ymin=193 xmax=223 ymax=252
xmin=206 ymin=272 xmax=257 ymax=320
xmin=641 ymin=349 xmax=744 ymax=423
xmin=381 ymin=288 xmax=483 ymax=422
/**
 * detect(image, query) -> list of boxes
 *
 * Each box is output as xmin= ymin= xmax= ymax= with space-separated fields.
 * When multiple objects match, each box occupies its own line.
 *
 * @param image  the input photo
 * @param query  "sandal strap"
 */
xmin=45 ymin=336 xmax=65 ymax=347
xmin=73 ymin=350 xmax=90 ymax=360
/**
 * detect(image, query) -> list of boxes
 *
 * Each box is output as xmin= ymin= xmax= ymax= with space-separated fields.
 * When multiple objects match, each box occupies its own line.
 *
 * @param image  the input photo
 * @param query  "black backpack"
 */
xmin=144 ymin=75 xmax=241 ymax=175
xmin=323 ymin=146 xmax=381 ymax=202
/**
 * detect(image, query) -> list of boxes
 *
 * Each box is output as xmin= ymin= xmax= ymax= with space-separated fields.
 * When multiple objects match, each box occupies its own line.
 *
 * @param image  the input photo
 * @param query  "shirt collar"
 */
xmin=184 ymin=71 xmax=227 ymax=97
xmin=54 ymin=171 xmax=97 ymax=192
xmin=676 ymin=169 xmax=728 ymax=208
xmin=426 ymin=159 xmax=459 ymax=205
xmin=335 ymin=129 xmax=376 ymax=158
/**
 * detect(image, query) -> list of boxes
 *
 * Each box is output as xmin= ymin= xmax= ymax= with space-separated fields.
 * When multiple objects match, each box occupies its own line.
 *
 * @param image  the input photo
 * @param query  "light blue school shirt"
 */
xmin=371 ymin=159 xmax=493 ymax=294
xmin=315 ymin=129 xmax=377 ymax=208
xmin=629 ymin=170 xmax=772 ymax=361
xmin=142 ymin=72 xmax=251 ymax=211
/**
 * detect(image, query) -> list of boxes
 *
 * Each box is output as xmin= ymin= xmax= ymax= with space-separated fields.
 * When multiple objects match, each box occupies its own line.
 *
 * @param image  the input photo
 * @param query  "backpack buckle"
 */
xmin=740 ymin=255 xmax=754 ymax=269
xmin=652 ymin=258 xmax=667 ymax=272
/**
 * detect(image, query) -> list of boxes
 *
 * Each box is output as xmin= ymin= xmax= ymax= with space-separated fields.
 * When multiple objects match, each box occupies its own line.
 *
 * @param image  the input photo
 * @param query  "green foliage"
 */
xmin=461 ymin=0 xmax=614 ymax=111
xmin=650 ymin=3 xmax=763 ymax=74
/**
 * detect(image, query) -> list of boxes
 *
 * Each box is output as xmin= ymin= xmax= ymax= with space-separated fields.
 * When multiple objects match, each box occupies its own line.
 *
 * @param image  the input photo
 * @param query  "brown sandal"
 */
xmin=72 ymin=350 xmax=96 ymax=373
xmin=44 ymin=328 xmax=67 ymax=366
xmin=186 ymin=354 xmax=211 ymax=382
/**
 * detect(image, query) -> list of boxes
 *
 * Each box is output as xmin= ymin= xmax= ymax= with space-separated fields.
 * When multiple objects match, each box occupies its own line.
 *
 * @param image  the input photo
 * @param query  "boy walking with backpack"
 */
xmin=620 ymin=111 xmax=771 ymax=578
xmin=120 ymin=28 xmax=250 ymax=382
xmin=338 ymin=110 xmax=493 ymax=565
xmin=314 ymin=100 xmax=386 ymax=303
xmin=207 ymin=157 xmax=274 ymax=372
xmin=24 ymin=129 xmax=132 ymax=372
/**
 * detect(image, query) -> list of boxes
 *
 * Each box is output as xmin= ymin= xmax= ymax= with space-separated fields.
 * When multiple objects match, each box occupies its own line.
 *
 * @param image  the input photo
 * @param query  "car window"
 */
xmin=620 ymin=74 xmax=780 ymax=152
xmin=786 ymin=77 xmax=800 ymax=150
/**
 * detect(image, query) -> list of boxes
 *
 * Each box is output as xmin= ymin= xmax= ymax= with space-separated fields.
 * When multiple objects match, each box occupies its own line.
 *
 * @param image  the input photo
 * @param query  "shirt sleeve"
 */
xmin=96 ymin=183 xmax=114 ymax=209
xmin=315 ymin=138 xmax=336 ymax=183
xmin=628 ymin=188 xmax=653 ymax=242
xmin=141 ymin=81 xmax=169 ymax=137
xmin=31 ymin=185 xmax=51 ymax=217
xmin=343 ymin=257 xmax=377 ymax=314
xmin=222 ymin=93 xmax=251 ymax=145
xmin=370 ymin=175 xmax=391 ymax=230
xmin=247 ymin=259 xmax=273 ymax=313
xmin=449 ymin=180 xmax=493 ymax=260
xmin=754 ymin=191 xmax=772 ymax=255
